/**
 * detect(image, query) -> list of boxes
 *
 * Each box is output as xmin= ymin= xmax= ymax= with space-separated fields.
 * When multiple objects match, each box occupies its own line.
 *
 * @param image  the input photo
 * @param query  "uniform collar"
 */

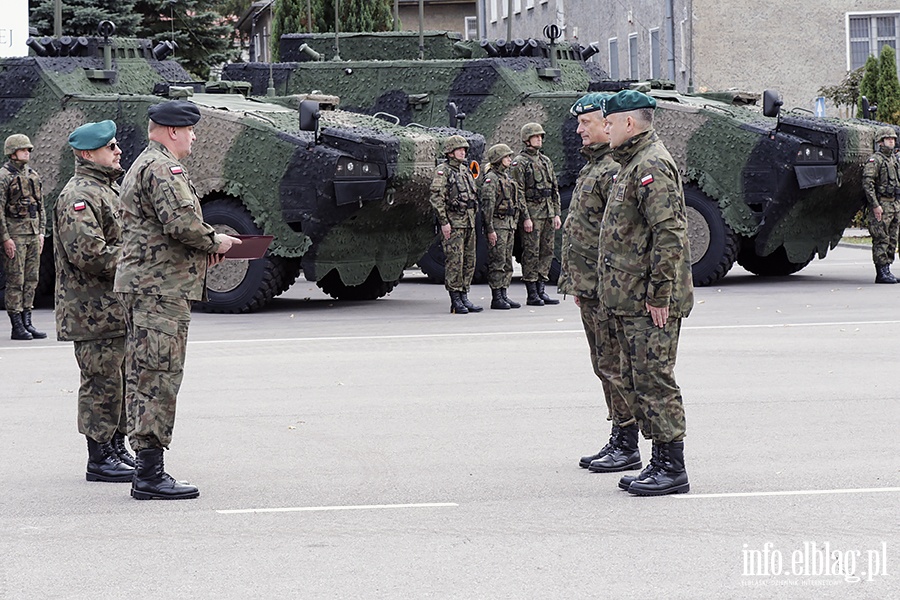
xmin=522 ymin=146 xmax=541 ymax=157
xmin=74 ymin=154 xmax=124 ymax=184
xmin=580 ymin=142 xmax=612 ymax=161
xmin=611 ymin=128 xmax=657 ymax=164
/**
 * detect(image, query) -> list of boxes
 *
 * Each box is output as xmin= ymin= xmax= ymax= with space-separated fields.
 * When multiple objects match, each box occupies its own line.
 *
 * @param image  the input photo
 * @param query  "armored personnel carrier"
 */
xmin=0 ymin=30 xmax=482 ymax=312
xmin=223 ymin=30 xmax=885 ymax=286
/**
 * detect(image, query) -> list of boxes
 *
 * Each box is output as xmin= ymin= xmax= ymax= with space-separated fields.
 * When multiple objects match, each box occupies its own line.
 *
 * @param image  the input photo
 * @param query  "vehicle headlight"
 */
xmin=795 ymin=144 xmax=835 ymax=164
xmin=335 ymin=156 xmax=382 ymax=178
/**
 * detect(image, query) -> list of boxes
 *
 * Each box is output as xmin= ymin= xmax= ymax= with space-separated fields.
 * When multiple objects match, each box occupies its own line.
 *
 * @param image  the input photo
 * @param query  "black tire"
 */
xmin=737 ymin=240 xmax=813 ymax=277
xmin=316 ymin=267 xmax=398 ymax=300
xmin=418 ymin=214 xmax=489 ymax=284
xmin=195 ymin=197 xmax=284 ymax=314
xmin=684 ymin=186 xmax=740 ymax=286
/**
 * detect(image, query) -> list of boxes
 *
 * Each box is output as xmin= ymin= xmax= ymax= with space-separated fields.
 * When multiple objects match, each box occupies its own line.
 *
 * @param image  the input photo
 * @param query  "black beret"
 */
xmin=148 ymin=100 xmax=201 ymax=127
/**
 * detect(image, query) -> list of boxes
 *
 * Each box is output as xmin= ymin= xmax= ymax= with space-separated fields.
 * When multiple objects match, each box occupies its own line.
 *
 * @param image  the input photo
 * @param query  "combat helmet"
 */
xmin=521 ymin=122 xmax=545 ymax=143
xmin=876 ymin=126 xmax=898 ymax=143
xmin=443 ymin=134 xmax=469 ymax=154
xmin=4 ymin=134 xmax=34 ymax=157
xmin=486 ymin=143 xmax=513 ymax=165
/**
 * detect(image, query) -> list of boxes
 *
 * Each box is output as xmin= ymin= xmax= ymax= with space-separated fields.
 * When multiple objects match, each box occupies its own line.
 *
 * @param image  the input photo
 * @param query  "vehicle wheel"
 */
xmin=316 ymin=267 xmax=398 ymax=300
xmin=417 ymin=217 xmax=489 ymax=285
xmin=195 ymin=197 xmax=284 ymax=313
xmin=684 ymin=185 xmax=740 ymax=286
xmin=737 ymin=241 xmax=813 ymax=276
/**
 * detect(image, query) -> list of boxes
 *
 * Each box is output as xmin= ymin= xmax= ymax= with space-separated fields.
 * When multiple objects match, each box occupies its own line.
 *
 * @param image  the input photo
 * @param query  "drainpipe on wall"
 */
xmin=477 ymin=0 xmax=486 ymax=39
xmin=666 ymin=0 xmax=676 ymax=80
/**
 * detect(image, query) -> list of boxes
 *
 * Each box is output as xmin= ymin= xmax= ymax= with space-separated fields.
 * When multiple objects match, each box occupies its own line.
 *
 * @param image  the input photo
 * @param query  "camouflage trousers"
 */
xmin=74 ymin=336 xmax=126 ymax=442
xmin=868 ymin=200 xmax=900 ymax=266
xmin=487 ymin=226 xmax=515 ymax=289
xmin=442 ymin=226 xmax=475 ymax=292
xmin=521 ymin=216 xmax=555 ymax=282
xmin=579 ymin=299 xmax=635 ymax=426
xmin=2 ymin=233 xmax=41 ymax=313
xmin=117 ymin=293 xmax=191 ymax=452
xmin=612 ymin=314 xmax=686 ymax=443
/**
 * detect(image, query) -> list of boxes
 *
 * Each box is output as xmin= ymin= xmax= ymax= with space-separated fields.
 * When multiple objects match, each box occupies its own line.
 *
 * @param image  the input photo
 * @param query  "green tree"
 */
xmin=858 ymin=54 xmax=880 ymax=118
xmin=134 ymin=0 xmax=239 ymax=80
xmin=271 ymin=0 xmax=392 ymax=61
xmin=876 ymin=44 xmax=900 ymax=125
xmin=818 ymin=67 xmax=864 ymax=116
xmin=30 ymin=0 xmax=142 ymax=37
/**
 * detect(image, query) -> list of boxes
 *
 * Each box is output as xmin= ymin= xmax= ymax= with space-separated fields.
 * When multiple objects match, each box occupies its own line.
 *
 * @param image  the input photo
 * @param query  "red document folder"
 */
xmin=223 ymin=235 xmax=274 ymax=260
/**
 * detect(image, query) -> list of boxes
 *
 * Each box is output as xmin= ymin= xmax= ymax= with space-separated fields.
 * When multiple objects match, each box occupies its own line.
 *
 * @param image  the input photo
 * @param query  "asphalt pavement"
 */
xmin=1 ymin=243 xmax=897 ymax=599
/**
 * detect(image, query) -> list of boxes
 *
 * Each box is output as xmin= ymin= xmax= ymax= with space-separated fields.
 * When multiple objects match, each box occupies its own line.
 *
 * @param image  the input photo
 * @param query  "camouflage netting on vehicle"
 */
xmin=280 ymin=31 xmax=466 ymax=62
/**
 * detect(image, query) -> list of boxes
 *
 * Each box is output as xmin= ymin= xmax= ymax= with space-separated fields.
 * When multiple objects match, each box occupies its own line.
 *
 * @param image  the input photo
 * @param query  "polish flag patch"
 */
xmin=73 ymin=201 xmax=86 ymax=211
xmin=640 ymin=174 xmax=654 ymax=186
xmin=169 ymin=166 xmax=183 ymax=175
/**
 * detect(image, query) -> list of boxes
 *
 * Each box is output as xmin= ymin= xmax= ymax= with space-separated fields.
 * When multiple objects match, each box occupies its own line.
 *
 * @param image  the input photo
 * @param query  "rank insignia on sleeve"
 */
xmin=169 ymin=166 xmax=183 ymax=175
xmin=73 ymin=201 xmax=86 ymax=211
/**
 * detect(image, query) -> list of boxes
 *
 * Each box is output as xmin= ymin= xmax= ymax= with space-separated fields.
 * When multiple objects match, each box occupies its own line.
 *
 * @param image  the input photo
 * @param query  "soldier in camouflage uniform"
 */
xmin=55 ymin=120 xmax=135 ymax=483
xmin=863 ymin=127 xmax=900 ymax=284
xmin=480 ymin=143 xmax=532 ymax=310
xmin=558 ymin=94 xmax=641 ymax=475
xmin=114 ymin=101 xmax=240 ymax=500
xmin=0 ymin=134 xmax=47 ymax=340
xmin=429 ymin=135 xmax=482 ymax=314
xmin=511 ymin=122 xmax=561 ymax=306
xmin=599 ymin=90 xmax=694 ymax=496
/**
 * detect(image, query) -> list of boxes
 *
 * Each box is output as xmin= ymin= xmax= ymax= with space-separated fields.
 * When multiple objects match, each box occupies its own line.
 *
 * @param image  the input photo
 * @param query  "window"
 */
xmin=526 ymin=0 xmax=535 ymax=9
xmin=609 ymin=38 xmax=619 ymax=79
xmin=514 ymin=0 xmax=522 ymax=15
xmin=490 ymin=0 xmax=497 ymax=24
xmin=465 ymin=16 xmax=478 ymax=41
xmin=649 ymin=28 xmax=660 ymax=79
xmin=848 ymin=12 xmax=900 ymax=69
xmin=629 ymin=33 xmax=639 ymax=80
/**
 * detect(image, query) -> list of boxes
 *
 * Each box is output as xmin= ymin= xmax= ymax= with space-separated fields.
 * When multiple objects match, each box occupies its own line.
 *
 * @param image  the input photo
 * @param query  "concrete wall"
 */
xmin=398 ymin=1 xmax=476 ymax=36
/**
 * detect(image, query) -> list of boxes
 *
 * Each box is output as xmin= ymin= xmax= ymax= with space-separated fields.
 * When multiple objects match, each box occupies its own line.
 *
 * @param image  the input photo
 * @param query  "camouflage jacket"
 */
xmin=510 ymin=147 xmax=560 ymax=219
xmin=479 ymin=164 xmax=528 ymax=233
xmin=0 ymin=159 xmax=45 ymax=240
xmin=429 ymin=157 xmax=478 ymax=228
xmin=53 ymin=157 xmax=126 ymax=341
xmin=114 ymin=141 xmax=221 ymax=301
xmin=558 ymin=143 xmax=618 ymax=299
xmin=863 ymin=147 xmax=900 ymax=210
xmin=599 ymin=129 xmax=693 ymax=317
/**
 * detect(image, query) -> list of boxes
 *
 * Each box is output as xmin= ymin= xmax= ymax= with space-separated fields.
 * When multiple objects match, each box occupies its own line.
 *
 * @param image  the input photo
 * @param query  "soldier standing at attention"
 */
xmin=0 ymin=134 xmax=48 ymax=340
xmin=480 ymin=143 xmax=532 ymax=309
xmin=55 ymin=120 xmax=135 ymax=483
xmin=559 ymin=94 xmax=641 ymax=474
xmin=599 ymin=90 xmax=694 ymax=496
xmin=863 ymin=127 xmax=900 ymax=284
xmin=511 ymin=122 xmax=561 ymax=306
xmin=115 ymin=100 xmax=240 ymax=500
xmin=429 ymin=135 xmax=482 ymax=314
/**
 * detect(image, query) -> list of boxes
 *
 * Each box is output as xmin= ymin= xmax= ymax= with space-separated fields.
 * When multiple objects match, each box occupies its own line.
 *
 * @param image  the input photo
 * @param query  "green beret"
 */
xmin=570 ymin=93 xmax=611 ymax=116
xmin=603 ymin=90 xmax=657 ymax=116
xmin=148 ymin=100 xmax=201 ymax=127
xmin=68 ymin=120 xmax=117 ymax=150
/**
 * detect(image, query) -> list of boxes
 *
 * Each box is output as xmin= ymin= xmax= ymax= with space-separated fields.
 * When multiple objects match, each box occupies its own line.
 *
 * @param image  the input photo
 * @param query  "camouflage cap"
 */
xmin=570 ymin=93 xmax=611 ymax=116
xmin=148 ymin=100 xmax=201 ymax=127
xmin=68 ymin=120 xmax=117 ymax=150
xmin=4 ymin=134 xmax=33 ymax=157
xmin=876 ymin=126 xmax=898 ymax=142
xmin=443 ymin=134 xmax=469 ymax=154
xmin=486 ymin=143 xmax=513 ymax=164
xmin=603 ymin=90 xmax=657 ymax=116
xmin=521 ymin=122 xmax=545 ymax=142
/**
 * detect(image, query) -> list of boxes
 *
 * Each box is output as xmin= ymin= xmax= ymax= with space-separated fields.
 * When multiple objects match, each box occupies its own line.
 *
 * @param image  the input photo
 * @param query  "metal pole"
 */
xmin=506 ymin=0 xmax=513 ymax=42
xmin=307 ymin=0 xmax=313 ymax=33
xmin=688 ymin=0 xmax=694 ymax=93
xmin=418 ymin=0 xmax=424 ymax=60
xmin=394 ymin=0 xmax=400 ymax=31
xmin=476 ymin=0 xmax=486 ymax=40
xmin=666 ymin=0 xmax=676 ymax=80
xmin=54 ymin=0 xmax=62 ymax=37
xmin=333 ymin=0 xmax=341 ymax=60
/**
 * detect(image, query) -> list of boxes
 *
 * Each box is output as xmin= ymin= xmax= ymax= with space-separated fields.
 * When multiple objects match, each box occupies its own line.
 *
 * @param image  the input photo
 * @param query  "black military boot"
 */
xmin=490 ymin=288 xmax=510 ymax=309
xmin=9 ymin=313 xmax=32 ymax=340
xmin=579 ymin=424 xmax=619 ymax=468
xmin=500 ymin=288 xmax=521 ymax=309
xmin=131 ymin=448 xmax=200 ymax=500
xmin=460 ymin=292 xmax=483 ymax=312
xmin=21 ymin=310 xmax=47 ymax=339
xmin=525 ymin=282 xmax=544 ymax=306
xmin=626 ymin=441 xmax=690 ymax=496
xmin=537 ymin=281 xmax=560 ymax=304
xmin=618 ymin=443 xmax=660 ymax=490
xmin=112 ymin=431 xmax=136 ymax=468
xmin=449 ymin=291 xmax=468 ymax=314
xmin=86 ymin=436 xmax=135 ymax=482
xmin=875 ymin=264 xmax=897 ymax=284
xmin=589 ymin=424 xmax=642 ymax=472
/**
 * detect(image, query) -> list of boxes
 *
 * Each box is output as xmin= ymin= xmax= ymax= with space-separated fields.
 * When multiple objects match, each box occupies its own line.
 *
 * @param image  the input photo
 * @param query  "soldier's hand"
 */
xmin=208 ymin=253 xmax=226 ymax=268
xmin=3 ymin=239 xmax=15 ymax=259
xmin=441 ymin=223 xmax=452 ymax=240
xmin=523 ymin=218 xmax=533 ymax=233
xmin=874 ymin=206 xmax=884 ymax=222
xmin=647 ymin=303 xmax=669 ymax=328
xmin=214 ymin=233 xmax=242 ymax=254
xmin=487 ymin=232 xmax=497 ymax=247
xmin=552 ymin=215 xmax=562 ymax=230
xmin=38 ymin=234 xmax=44 ymax=255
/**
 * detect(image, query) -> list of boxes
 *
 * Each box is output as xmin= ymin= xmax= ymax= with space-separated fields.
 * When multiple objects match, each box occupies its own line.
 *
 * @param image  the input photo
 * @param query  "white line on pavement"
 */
xmin=675 ymin=487 xmax=900 ymax=499
xmin=216 ymin=502 xmax=459 ymax=514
